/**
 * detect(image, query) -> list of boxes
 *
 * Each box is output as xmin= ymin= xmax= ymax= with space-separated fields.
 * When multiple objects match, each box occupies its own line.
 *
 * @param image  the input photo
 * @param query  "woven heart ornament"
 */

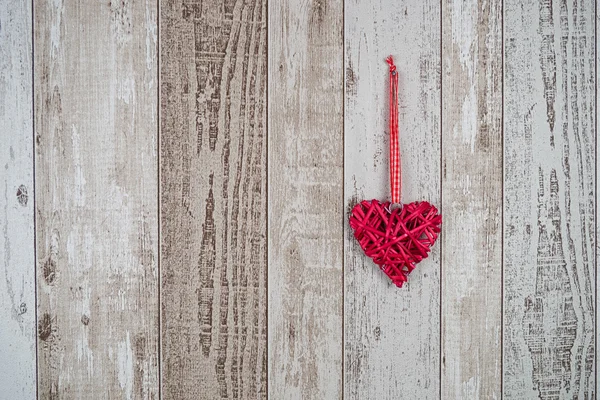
xmin=349 ymin=56 xmax=442 ymax=288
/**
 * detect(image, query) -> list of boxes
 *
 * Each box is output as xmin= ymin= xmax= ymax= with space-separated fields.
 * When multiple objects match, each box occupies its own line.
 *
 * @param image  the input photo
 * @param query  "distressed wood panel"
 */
xmin=503 ymin=0 xmax=596 ymax=398
xmin=440 ymin=0 xmax=503 ymax=398
xmin=0 ymin=0 xmax=36 ymax=398
xmin=160 ymin=0 xmax=268 ymax=398
xmin=597 ymin=5 xmax=600 ymax=398
xmin=268 ymin=0 xmax=344 ymax=398
xmin=343 ymin=1 xmax=441 ymax=398
xmin=34 ymin=0 xmax=159 ymax=397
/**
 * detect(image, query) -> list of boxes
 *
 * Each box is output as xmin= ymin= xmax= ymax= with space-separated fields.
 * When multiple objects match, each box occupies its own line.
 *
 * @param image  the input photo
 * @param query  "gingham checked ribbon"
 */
xmin=386 ymin=56 xmax=401 ymax=204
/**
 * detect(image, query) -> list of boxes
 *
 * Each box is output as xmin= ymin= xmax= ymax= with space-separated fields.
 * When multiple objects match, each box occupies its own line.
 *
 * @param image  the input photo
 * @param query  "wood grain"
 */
xmin=503 ymin=0 xmax=596 ymax=398
xmin=0 ymin=0 xmax=36 ymax=397
xmin=343 ymin=1 xmax=441 ymax=398
xmin=597 ymin=5 xmax=600 ymax=399
xmin=34 ymin=0 xmax=159 ymax=397
xmin=440 ymin=0 xmax=503 ymax=398
xmin=268 ymin=0 xmax=344 ymax=398
xmin=159 ymin=0 xmax=268 ymax=398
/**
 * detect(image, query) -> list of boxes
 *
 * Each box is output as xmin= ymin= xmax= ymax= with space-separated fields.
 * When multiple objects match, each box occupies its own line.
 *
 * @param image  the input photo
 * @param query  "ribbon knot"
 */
xmin=386 ymin=56 xmax=397 ymax=73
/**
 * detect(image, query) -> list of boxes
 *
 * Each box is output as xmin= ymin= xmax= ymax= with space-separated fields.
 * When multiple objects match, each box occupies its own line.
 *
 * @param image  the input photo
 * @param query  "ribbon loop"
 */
xmin=386 ymin=56 xmax=401 ymax=204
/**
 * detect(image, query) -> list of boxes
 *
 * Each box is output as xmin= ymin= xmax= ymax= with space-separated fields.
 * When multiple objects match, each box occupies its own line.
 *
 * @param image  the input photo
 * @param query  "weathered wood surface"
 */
xmin=268 ymin=0 xmax=344 ymax=398
xmin=503 ymin=0 xmax=596 ymax=398
xmin=1 ymin=1 xmax=598 ymax=398
xmin=344 ymin=1 xmax=441 ymax=398
xmin=441 ymin=0 xmax=503 ymax=398
xmin=160 ymin=0 xmax=268 ymax=398
xmin=597 ymin=7 xmax=600 ymax=399
xmin=34 ymin=0 xmax=159 ymax=397
xmin=0 ymin=0 xmax=36 ymax=398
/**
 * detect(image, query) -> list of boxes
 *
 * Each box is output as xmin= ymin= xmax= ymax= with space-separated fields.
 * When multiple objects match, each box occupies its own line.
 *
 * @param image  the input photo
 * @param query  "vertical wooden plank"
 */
xmin=160 ymin=0 xmax=268 ymax=398
xmin=34 ymin=0 xmax=159 ymax=397
xmin=504 ymin=0 xmax=595 ymax=398
xmin=0 ymin=0 xmax=36 ymax=397
xmin=268 ymin=0 xmax=343 ymax=398
xmin=597 ymin=2 xmax=599 ymax=396
xmin=440 ymin=0 xmax=503 ymax=398
xmin=344 ymin=1 xmax=441 ymax=398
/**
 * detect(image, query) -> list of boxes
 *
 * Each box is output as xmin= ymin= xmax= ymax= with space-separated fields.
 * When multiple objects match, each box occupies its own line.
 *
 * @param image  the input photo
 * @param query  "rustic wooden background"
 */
xmin=0 ymin=0 xmax=596 ymax=399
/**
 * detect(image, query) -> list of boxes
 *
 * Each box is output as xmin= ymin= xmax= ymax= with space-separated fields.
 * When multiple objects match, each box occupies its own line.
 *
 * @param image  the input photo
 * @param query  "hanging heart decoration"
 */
xmin=349 ymin=56 xmax=442 ymax=288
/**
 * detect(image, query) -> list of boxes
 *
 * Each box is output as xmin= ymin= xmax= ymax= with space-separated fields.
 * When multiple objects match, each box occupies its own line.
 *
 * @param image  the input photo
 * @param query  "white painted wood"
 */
xmin=268 ymin=0 xmax=344 ymax=398
xmin=440 ymin=0 xmax=503 ymax=398
xmin=504 ymin=0 xmax=595 ymax=398
xmin=0 ymin=1 xmax=36 ymax=398
xmin=597 ymin=3 xmax=600 ymax=397
xmin=344 ymin=1 xmax=441 ymax=398
xmin=34 ymin=0 xmax=159 ymax=397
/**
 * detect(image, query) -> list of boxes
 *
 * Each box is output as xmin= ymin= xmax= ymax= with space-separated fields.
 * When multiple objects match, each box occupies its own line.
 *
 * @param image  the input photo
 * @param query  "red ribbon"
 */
xmin=386 ymin=56 xmax=401 ymax=204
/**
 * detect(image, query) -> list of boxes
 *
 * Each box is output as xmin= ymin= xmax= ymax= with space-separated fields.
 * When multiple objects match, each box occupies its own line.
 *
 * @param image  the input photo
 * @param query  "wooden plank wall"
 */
xmin=503 ymin=0 xmax=596 ymax=398
xmin=268 ymin=0 xmax=344 ymax=398
xmin=34 ymin=0 xmax=159 ymax=397
xmin=0 ymin=1 xmax=36 ymax=398
xmin=0 ymin=0 xmax=597 ymax=398
xmin=441 ymin=0 xmax=503 ymax=398
xmin=597 ymin=6 xmax=600 ymax=399
xmin=160 ymin=0 xmax=268 ymax=398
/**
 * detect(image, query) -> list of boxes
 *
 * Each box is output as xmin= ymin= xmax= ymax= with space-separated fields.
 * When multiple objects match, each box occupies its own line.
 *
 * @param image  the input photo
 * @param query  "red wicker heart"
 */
xmin=349 ymin=199 xmax=442 ymax=287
